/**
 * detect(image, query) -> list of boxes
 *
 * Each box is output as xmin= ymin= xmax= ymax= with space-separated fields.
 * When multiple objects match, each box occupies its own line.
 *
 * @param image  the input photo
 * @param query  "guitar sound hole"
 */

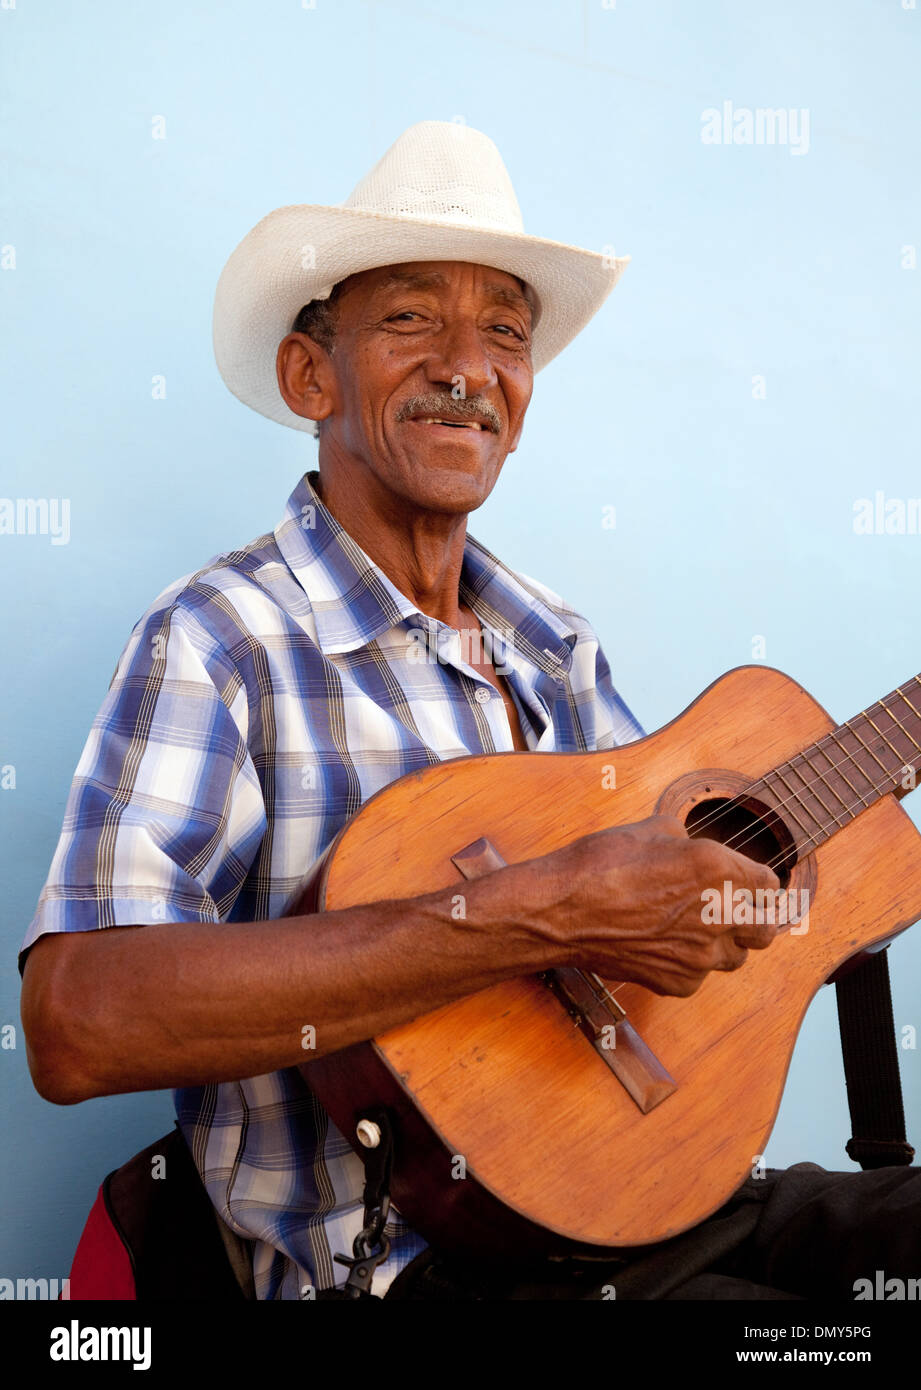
xmin=684 ymin=797 xmax=795 ymax=888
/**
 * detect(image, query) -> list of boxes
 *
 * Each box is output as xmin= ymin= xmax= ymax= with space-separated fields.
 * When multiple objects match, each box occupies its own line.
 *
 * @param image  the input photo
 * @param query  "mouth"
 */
xmin=407 ymin=416 xmax=492 ymax=435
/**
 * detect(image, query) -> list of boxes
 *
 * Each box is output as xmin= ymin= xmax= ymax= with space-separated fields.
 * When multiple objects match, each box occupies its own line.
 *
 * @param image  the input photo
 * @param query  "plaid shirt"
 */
xmin=22 ymin=469 xmax=644 ymax=1298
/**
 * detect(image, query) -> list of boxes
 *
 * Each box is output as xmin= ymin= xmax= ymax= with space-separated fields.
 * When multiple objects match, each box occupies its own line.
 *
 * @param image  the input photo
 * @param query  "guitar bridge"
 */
xmin=451 ymin=837 xmax=679 ymax=1115
xmin=537 ymin=968 xmax=678 ymax=1114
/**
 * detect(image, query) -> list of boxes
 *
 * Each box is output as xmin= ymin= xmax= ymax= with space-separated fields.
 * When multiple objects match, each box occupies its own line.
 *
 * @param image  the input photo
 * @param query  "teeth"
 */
xmin=418 ymin=418 xmax=482 ymax=429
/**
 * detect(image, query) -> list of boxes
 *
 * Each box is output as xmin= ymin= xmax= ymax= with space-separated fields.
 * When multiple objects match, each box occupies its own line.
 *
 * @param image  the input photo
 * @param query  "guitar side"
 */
xmin=301 ymin=665 xmax=921 ymax=1253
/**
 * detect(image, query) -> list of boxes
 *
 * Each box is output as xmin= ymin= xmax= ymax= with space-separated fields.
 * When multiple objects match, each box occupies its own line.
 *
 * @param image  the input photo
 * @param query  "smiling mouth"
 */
xmin=410 ymin=417 xmax=488 ymax=432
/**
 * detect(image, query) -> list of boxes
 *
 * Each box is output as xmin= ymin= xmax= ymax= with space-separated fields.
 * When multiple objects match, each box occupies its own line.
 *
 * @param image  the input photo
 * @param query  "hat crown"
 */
xmin=341 ymin=121 xmax=525 ymax=233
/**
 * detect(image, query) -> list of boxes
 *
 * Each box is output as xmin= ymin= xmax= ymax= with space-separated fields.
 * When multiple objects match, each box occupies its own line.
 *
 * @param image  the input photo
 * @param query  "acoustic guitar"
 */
xmin=298 ymin=665 xmax=921 ymax=1257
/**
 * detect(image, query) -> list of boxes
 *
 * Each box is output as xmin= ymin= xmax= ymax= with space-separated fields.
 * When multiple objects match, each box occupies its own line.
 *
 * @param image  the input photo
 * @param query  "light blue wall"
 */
xmin=2 ymin=0 xmax=919 ymax=1281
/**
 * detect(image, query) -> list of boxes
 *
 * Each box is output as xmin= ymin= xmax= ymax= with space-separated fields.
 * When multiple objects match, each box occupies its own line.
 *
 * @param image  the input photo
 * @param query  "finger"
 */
xmin=713 ymin=939 xmax=749 ymax=972
xmin=732 ymin=918 xmax=782 ymax=951
xmin=647 ymin=970 xmax=708 ymax=998
xmin=649 ymin=814 xmax=689 ymax=840
xmin=722 ymin=845 xmax=781 ymax=893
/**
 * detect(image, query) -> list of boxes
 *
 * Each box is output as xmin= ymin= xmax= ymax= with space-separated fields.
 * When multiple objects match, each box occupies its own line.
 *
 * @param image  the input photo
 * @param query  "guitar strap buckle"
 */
xmin=333 ymin=1109 xmax=395 ymax=1298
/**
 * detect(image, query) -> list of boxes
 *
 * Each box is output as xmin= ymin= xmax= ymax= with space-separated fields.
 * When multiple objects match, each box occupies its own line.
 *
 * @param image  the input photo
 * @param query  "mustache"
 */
xmin=395 ymin=393 xmax=502 ymax=433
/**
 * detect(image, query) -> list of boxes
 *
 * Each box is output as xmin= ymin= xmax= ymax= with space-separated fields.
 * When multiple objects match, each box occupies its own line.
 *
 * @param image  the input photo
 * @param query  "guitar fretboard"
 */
xmin=748 ymin=674 xmax=921 ymax=854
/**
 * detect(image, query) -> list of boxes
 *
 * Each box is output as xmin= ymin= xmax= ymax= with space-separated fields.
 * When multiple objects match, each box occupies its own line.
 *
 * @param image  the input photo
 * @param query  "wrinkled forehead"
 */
xmin=335 ymin=262 xmax=535 ymax=316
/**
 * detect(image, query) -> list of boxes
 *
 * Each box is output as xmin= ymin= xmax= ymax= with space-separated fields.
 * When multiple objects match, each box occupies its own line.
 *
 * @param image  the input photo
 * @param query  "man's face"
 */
xmin=296 ymin=260 xmax=534 ymax=516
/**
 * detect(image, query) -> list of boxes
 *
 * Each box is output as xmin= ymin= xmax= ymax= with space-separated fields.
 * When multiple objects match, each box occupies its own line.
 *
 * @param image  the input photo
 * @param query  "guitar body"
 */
xmin=301 ymin=666 xmax=921 ymax=1255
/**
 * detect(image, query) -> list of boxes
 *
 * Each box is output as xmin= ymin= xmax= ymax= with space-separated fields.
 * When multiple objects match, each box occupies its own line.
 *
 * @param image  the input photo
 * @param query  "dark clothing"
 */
xmin=383 ymin=1163 xmax=921 ymax=1300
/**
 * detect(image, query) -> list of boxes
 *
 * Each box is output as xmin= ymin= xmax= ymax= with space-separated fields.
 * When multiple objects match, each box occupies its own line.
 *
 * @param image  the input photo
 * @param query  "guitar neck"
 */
xmin=746 ymin=672 xmax=921 ymax=856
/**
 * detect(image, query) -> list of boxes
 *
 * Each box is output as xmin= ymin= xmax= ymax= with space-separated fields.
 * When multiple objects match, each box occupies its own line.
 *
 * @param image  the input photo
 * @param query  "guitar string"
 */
xmin=573 ymin=687 xmax=921 ymax=1022
xmin=571 ymin=747 xmax=892 ymax=1024
xmin=718 ymin=706 xmax=919 ymax=873
xmin=683 ymin=743 xmax=919 ymax=918
xmin=571 ymin=739 xmax=903 ymax=1026
xmin=651 ymin=687 xmax=921 ymax=867
xmin=659 ymin=686 xmax=920 ymax=846
xmin=571 ymin=731 xmax=911 ymax=1024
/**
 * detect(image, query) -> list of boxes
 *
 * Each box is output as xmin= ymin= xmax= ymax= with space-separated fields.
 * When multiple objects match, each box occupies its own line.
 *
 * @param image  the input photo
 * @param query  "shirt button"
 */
xmin=474 ymin=686 xmax=492 ymax=704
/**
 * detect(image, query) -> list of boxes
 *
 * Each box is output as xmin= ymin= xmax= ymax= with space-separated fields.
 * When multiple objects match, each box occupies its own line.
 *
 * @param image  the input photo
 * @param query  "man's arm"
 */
xmin=21 ymin=816 xmax=780 ymax=1105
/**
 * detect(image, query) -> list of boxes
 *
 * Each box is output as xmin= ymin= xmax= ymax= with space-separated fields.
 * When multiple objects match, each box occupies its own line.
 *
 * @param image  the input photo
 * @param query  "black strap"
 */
xmin=834 ymin=948 xmax=914 ymax=1169
xmin=318 ymin=1109 xmax=394 ymax=1300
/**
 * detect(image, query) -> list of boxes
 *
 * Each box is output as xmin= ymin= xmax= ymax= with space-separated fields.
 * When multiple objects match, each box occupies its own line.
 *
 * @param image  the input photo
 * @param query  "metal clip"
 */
xmin=334 ymin=1201 xmax=392 ymax=1297
xmin=332 ymin=1110 xmax=395 ymax=1298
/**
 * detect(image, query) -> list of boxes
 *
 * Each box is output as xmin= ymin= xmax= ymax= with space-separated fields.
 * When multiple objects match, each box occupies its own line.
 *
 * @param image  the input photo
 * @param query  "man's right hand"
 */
xmin=523 ymin=815 xmax=783 ymax=998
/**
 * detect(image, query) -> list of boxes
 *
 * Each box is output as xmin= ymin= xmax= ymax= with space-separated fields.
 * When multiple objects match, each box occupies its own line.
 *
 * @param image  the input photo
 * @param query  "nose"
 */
xmin=424 ymin=312 xmax=498 ymax=401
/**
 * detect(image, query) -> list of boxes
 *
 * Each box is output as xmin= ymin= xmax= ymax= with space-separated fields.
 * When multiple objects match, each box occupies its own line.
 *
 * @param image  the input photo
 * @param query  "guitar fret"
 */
xmin=878 ymin=695 xmax=921 ymax=754
xmin=816 ymin=744 xmax=868 ymax=808
xmin=782 ymin=753 xmax=847 ymax=829
xmin=895 ymin=686 xmax=921 ymax=723
xmin=795 ymin=749 xmax=850 ymax=825
xmin=821 ymin=731 xmax=875 ymax=807
xmin=764 ymin=766 xmax=826 ymax=840
xmin=776 ymin=741 xmax=861 ymax=853
xmin=843 ymin=716 xmax=895 ymax=785
xmin=862 ymin=712 xmax=907 ymax=766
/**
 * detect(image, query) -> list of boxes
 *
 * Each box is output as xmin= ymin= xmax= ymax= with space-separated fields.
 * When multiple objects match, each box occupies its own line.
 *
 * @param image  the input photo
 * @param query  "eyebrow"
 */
xmin=370 ymin=269 xmax=533 ymax=316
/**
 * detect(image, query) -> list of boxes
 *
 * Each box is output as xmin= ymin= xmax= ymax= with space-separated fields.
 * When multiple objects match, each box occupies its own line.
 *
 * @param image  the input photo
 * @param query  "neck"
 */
xmin=313 ymin=465 xmax=470 ymax=628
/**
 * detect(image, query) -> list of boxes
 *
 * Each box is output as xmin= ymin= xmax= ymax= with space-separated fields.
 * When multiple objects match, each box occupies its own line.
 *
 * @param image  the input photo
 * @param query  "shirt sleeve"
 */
xmin=19 ymin=601 xmax=267 ymax=970
xmin=593 ymin=640 xmax=646 ymax=750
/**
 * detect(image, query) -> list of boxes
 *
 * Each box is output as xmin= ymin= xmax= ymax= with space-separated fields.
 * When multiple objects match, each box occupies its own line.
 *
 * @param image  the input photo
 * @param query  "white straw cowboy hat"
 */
xmin=213 ymin=120 xmax=630 ymax=434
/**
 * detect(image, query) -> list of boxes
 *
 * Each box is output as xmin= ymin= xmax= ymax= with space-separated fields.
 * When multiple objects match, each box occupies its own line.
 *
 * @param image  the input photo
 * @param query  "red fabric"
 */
xmin=68 ymin=1185 xmax=136 ymax=1300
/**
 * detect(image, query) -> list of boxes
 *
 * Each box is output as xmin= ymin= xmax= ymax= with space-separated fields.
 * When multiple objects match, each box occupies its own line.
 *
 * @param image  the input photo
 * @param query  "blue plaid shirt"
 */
xmin=22 ymin=469 xmax=644 ymax=1298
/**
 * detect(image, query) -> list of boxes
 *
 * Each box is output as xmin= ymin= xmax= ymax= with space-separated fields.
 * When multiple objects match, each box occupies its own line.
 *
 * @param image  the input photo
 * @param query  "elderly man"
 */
xmin=20 ymin=123 xmax=920 ymax=1302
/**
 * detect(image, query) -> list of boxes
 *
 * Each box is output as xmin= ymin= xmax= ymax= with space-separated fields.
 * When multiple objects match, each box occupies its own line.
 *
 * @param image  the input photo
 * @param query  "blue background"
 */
xmin=2 ymin=0 xmax=920 ymax=1284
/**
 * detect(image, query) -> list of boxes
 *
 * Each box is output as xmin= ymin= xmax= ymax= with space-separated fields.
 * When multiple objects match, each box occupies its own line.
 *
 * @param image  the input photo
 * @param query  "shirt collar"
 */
xmin=274 ymin=471 xmax=576 ymax=677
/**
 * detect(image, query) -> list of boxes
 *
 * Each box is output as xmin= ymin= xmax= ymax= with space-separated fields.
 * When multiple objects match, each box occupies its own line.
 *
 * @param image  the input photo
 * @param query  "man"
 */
xmin=19 ymin=122 xmax=919 ymax=1301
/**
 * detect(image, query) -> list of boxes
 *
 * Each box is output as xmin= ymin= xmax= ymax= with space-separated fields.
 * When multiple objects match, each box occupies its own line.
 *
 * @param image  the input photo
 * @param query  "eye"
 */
xmin=491 ymin=323 xmax=526 ymax=342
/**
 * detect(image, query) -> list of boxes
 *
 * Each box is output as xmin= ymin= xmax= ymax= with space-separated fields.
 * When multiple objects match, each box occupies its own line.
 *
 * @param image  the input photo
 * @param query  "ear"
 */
xmin=275 ymin=333 xmax=335 ymax=428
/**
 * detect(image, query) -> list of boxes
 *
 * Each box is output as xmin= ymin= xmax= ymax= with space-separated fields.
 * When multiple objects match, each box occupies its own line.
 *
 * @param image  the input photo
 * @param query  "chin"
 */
xmin=398 ymin=451 xmax=505 ymax=514
xmin=409 ymin=472 xmax=497 ymax=515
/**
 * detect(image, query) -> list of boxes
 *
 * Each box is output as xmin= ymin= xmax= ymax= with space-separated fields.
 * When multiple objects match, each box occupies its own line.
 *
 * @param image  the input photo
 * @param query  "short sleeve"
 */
xmin=593 ymin=641 xmax=646 ymax=750
xmin=19 ymin=602 xmax=267 ymax=969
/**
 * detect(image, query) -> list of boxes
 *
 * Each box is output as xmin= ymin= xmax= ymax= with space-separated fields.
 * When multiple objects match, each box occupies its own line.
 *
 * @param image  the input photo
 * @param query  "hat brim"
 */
xmin=212 ymin=203 xmax=629 ymax=433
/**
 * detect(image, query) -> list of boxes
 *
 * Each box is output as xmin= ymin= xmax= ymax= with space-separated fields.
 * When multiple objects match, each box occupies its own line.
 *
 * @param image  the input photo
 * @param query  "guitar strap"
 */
xmin=318 ymin=1108 xmax=395 ymax=1299
xmin=834 ymin=947 xmax=915 ymax=1169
